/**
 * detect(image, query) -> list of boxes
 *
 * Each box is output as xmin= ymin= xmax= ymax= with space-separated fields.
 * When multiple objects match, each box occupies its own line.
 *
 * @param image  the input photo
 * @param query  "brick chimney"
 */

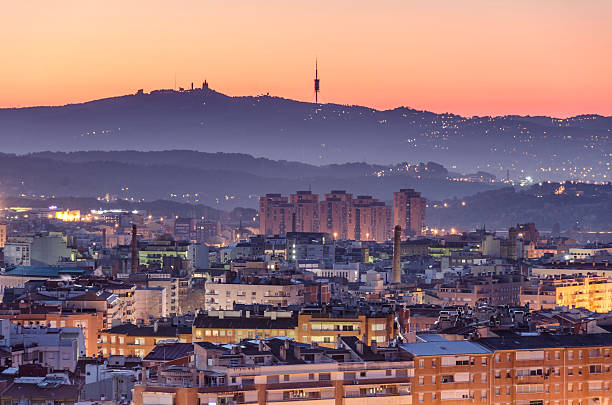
xmin=392 ymin=226 xmax=402 ymax=283
xmin=131 ymin=224 xmax=138 ymax=273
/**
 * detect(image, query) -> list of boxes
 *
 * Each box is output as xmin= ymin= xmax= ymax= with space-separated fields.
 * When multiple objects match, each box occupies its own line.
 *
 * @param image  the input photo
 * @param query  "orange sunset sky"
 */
xmin=1 ymin=0 xmax=611 ymax=117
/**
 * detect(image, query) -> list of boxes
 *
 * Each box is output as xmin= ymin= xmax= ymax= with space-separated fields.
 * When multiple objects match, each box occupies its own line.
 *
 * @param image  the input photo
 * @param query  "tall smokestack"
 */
xmin=101 ymin=228 xmax=107 ymax=249
xmin=131 ymin=224 xmax=138 ymax=273
xmin=393 ymin=225 xmax=402 ymax=283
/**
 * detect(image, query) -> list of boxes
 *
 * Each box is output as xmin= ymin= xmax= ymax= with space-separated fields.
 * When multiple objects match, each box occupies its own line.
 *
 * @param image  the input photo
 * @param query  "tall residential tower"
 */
xmin=393 ymin=189 xmax=426 ymax=238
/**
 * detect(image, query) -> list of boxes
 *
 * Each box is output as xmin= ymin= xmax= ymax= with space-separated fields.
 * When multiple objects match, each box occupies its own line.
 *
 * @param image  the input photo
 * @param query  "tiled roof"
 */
xmin=145 ymin=343 xmax=193 ymax=361
xmin=0 ymin=383 xmax=80 ymax=400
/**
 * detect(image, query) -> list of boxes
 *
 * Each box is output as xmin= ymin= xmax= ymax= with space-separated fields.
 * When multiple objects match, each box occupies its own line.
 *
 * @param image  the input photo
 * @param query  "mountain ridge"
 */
xmin=1 ymin=88 xmax=610 ymax=181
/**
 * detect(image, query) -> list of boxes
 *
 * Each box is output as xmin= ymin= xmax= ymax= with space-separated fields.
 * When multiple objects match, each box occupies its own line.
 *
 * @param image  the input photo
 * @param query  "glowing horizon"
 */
xmin=2 ymin=0 xmax=611 ymax=117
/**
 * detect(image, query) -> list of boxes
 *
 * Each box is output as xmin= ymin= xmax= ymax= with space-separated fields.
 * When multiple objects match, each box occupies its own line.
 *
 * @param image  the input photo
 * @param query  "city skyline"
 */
xmin=2 ymin=1 xmax=612 ymax=117
xmin=1 ymin=3 xmax=612 ymax=404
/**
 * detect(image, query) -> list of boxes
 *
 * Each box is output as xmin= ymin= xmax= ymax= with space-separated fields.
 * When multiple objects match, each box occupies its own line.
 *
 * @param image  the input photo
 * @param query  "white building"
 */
xmin=133 ymin=286 xmax=168 ymax=323
xmin=188 ymin=243 xmax=209 ymax=269
xmin=0 ymin=319 xmax=84 ymax=372
xmin=4 ymin=233 xmax=73 ymax=266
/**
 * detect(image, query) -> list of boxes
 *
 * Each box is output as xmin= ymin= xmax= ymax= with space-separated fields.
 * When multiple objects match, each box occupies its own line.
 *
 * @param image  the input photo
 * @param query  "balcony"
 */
xmin=344 ymin=384 xmax=411 ymax=398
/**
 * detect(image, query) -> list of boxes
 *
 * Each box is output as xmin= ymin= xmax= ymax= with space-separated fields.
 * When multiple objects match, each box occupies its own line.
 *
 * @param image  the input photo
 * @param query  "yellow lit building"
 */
xmin=55 ymin=209 xmax=81 ymax=221
xmin=0 ymin=224 xmax=6 ymax=248
xmin=555 ymin=276 xmax=612 ymax=313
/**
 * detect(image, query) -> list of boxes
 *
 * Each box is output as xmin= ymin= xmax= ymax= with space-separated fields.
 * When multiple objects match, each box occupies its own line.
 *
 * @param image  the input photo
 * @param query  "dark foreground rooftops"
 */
xmin=479 ymin=332 xmax=612 ymax=351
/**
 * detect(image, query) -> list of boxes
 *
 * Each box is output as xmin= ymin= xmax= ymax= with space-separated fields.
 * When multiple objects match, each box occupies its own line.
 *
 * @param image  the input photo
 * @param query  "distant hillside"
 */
xmin=28 ymin=150 xmax=381 ymax=179
xmin=0 ymin=151 xmax=499 ymax=209
xmin=0 ymin=88 xmax=610 ymax=181
xmin=428 ymin=183 xmax=612 ymax=231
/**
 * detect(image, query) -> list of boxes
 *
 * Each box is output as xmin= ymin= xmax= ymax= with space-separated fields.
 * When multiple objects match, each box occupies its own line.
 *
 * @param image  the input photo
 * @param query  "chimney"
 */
xmin=356 ymin=340 xmax=364 ymax=355
xmin=153 ymin=320 xmax=159 ymax=333
xmin=101 ymin=228 xmax=107 ymax=249
xmin=294 ymin=345 xmax=301 ymax=359
xmin=131 ymin=224 xmax=138 ymax=273
xmin=392 ymin=225 xmax=402 ymax=283
xmin=371 ymin=339 xmax=378 ymax=354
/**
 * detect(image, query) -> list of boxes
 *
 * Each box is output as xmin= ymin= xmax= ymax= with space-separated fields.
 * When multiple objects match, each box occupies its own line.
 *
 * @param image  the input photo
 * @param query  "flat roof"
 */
xmin=479 ymin=333 xmax=612 ymax=351
xmin=3 ymin=266 xmax=89 ymax=278
xmin=401 ymin=341 xmax=491 ymax=356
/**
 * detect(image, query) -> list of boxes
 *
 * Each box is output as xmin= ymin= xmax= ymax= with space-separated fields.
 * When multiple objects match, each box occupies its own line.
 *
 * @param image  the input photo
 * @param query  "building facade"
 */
xmin=393 ymin=189 xmax=427 ymax=238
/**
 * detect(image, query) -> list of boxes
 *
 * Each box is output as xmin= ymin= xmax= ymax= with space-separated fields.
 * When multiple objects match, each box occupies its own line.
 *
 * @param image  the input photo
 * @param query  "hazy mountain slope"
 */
xmin=1 ymin=88 xmax=609 ymax=181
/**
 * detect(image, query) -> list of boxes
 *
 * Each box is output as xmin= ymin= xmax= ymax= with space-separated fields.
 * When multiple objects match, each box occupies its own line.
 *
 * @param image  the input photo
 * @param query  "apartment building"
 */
xmin=297 ymin=309 xmax=395 ymax=346
xmin=286 ymin=232 xmax=335 ymax=266
xmin=0 ymin=319 xmax=84 ymax=372
xmin=347 ymin=195 xmax=392 ymax=243
xmin=319 ymin=190 xmax=352 ymax=240
xmin=132 ymin=336 xmax=415 ymax=405
xmin=259 ymin=190 xmax=400 ymax=243
xmin=531 ymin=263 xmax=612 ymax=280
xmin=204 ymin=280 xmax=304 ymax=310
xmin=403 ymin=340 xmax=492 ymax=403
xmin=192 ymin=310 xmax=298 ymax=343
xmin=521 ymin=276 xmax=612 ymax=313
xmin=436 ymin=274 xmax=527 ymax=306
xmin=259 ymin=194 xmax=295 ymax=236
xmin=0 ymin=223 xmax=6 ymax=248
xmin=131 ymin=332 xmax=612 ymax=405
xmin=147 ymin=275 xmax=181 ymax=314
xmin=3 ymin=232 xmax=74 ymax=266
xmin=133 ymin=286 xmax=168 ymax=323
xmin=0 ymin=307 xmax=104 ymax=357
xmin=290 ymin=191 xmax=320 ymax=233
xmin=99 ymin=322 xmax=192 ymax=358
xmin=393 ymin=188 xmax=427 ymax=238
xmin=478 ymin=333 xmax=612 ymax=405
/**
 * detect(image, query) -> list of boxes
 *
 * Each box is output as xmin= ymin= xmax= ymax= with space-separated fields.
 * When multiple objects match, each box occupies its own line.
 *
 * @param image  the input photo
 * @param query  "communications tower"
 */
xmin=314 ymin=60 xmax=320 ymax=104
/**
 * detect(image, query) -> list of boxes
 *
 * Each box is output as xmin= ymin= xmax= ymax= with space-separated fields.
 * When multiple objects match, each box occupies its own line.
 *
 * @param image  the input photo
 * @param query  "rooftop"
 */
xmin=401 ymin=340 xmax=491 ymax=356
xmin=479 ymin=332 xmax=612 ymax=351
xmin=3 ymin=266 xmax=90 ymax=278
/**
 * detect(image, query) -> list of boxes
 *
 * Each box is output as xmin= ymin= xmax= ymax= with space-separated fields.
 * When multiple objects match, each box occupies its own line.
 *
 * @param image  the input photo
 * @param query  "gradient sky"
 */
xmin=2 ymin=0 xmax=611 ymax=116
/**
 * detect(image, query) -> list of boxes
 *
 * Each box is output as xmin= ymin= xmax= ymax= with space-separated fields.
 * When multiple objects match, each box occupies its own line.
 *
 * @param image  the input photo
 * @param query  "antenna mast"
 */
xmin=314 ymin=60 xmax=320 ymax=104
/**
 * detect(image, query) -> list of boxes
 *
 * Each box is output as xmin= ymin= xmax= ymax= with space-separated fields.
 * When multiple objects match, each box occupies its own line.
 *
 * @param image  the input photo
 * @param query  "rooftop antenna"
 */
xmin=314 ymin=59 xmax=320 ymax=104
